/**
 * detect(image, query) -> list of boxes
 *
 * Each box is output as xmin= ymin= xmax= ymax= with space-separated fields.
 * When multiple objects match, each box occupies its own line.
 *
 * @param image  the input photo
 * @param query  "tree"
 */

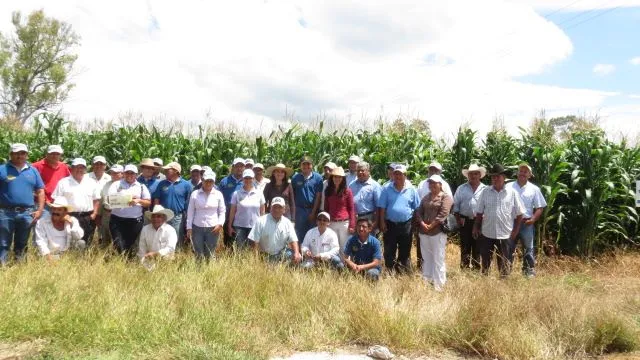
xmin=0 ymin=10 xmax=79 ymax=124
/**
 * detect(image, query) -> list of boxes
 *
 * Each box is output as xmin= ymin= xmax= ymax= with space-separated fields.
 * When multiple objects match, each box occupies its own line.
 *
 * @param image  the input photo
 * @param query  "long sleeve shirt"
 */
xmin=301 ymin=227 xmax=340 ymax=260
xmin=52 ymin=176 xmax=101 ymax=212
xmin=324 ymin=188 xmax=356 ymax=230
xmin=453 ymin=182 xmax=487 ymax=218
xmin=186 ymin=188 xmax=226 ymax=229
xmin=415 ymin=191 xmax=453 ymax=235
xmin=138 ymin=223 xmax=177 ymax=258
xmin=35 ymin=217 xmax=84 ymax=255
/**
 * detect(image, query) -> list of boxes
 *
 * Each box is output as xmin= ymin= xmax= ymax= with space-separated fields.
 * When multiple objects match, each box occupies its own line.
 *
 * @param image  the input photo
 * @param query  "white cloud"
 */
xmin=629 ymin=94 xmax=640 ymax=99
xmin=512 ymin=0 xmax=640 ymax=11
xmin=0 ymin=0 xmax=633 ymax=139
xmin=630 ymin=57 xmax=640 ymax=65
xmin=592 ymin=64 xmax=616 ymax=76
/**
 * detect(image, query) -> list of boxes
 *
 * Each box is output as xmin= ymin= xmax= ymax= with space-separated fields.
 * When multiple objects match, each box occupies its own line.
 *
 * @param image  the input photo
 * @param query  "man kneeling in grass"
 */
xmin=249 ymin=197 xmax=302 ymax=264
xmin=343 ymin=218 xmax=382 ymax=281
xmin=300 ymin=211 xmax=344 ymax=269
xmin=138 ymin=205 xmax=177 ymax=262
xmin=35 ymin=197 xmax=85 ymax=260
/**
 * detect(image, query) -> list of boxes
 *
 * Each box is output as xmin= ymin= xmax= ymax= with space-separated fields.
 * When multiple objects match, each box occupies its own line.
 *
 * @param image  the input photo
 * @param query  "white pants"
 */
xmin=419 ymin=232 xmax=447 ymax=287
xmin=329 ymin=220 xmax=350 ymax=255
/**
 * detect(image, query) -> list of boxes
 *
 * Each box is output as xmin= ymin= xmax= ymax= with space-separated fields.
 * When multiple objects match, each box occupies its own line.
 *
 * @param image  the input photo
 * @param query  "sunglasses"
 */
xmin=51 ymin=212 xmax=65 ymax=217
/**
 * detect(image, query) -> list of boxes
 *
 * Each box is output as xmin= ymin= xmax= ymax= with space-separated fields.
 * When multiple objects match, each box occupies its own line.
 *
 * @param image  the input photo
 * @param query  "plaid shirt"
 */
xmin=476 ymin=185 xmax=525 ymax=239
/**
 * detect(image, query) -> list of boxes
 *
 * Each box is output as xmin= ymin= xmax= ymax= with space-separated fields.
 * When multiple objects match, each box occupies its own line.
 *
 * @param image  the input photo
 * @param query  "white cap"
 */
xmin=202 ymin=170 xmax=216 ymax=181
xmin=317 ymin=211 xmax=331 ymax=221
xmin=429 ymin=161 xmax=443 ymax=171
xmin=92 ymin=156 xmax=107 ymax=164
xmin=427 ymin=174 xmax=444 ymax=183
xmin=393 ymin=164 xmax=408 ymax=174
xmin=124 ymin=164 xmax=138 ymax=173
xmin=201 ymin=166 xmax=213 ymax=172
xmin=242 ymin=169 xmax=255 ymax=178
xmin=245 ymin=158 xmax=255 ymax=166
xmin=253 ymin=163 xmax=264 ymax=170
xmin=10 ymin=143 xmax=28 ymax=153
xmin=47 ymin=145 xmax=63 ymax=154
xmin=271 ymin=197 xmax=286 ymax=207
xmin=190 ymin=164 xmax=202 ymax=172
xmin=232 ymin=157 xmax=245 ymax=166
xmin=348 ymin=155 xmax=361 ymax=163
xmin=109 ymin=164 xmax=124 ymax=173
xmin=152 ymin=158 xmax=163 ymax=166
xmin=324 ymin=162 xmax=337 ymax=170
xmin=71 ymin=158 xmax=87 ymax=167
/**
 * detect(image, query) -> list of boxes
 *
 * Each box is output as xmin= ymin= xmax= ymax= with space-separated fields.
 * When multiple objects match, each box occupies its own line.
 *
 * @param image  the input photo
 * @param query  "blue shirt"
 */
xmin=152 ymin=177 xmax=193 ymax=213
xmin=344 ymin=234 xmax=382 ymax=270
xmin=0 ymin=162 xmax=44 ymax=207
xmin=137 ymin=175 xmax=160 ymax=195
xmin=349 ymin=177 xmax=381 ymax=215
xmin=218 ymin=174 xmax=244 ymax=206
xmin=291 ymin=172 xmax=323 ymax=208
xmin=377 ymin=183 xmax=420 ymax=222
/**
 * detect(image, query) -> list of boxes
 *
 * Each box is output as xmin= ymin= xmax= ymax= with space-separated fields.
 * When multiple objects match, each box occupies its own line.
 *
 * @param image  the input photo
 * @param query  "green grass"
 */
xmin=0 ymin=247 xmax=639 ymax=359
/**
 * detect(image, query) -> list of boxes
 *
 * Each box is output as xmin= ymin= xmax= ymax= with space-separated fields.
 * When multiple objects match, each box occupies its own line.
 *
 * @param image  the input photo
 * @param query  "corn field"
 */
xmin=2 ymin=113 xmax=639 ymax=257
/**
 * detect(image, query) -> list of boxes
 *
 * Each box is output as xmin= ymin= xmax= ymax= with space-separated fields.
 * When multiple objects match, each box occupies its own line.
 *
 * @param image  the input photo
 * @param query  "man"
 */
xmin=506 ymin=163 xmax=547 ymax=278
xmin=153 ymin=162 xmax=192 ymax=245
xmin=138 ymin=205 xmax=177 ymax=262
xmin=138 ymin=158 xmax=161 ymax=197
xmin=319 ymin=161 xmax=337 ymax=210
xmin=348 ymin=161 xmax=381 ymax=231
xmin=85 ymin=156 xmax=111 ymax=188
xmin=292 ymin=156 xmax=324 ymax=242
xmin=382 ymin=163 xmax=413 ymax=188
xmin=152 ymin=158 xmax=166 ymax=180
xmin=345 ymin=155 xmax=361 ymax=186
xmin=453 ymin=164 xmax=487 ymax=271
xmin=417 ymin=161 xmax=453 ymax=199
xmin=248 ymin=197 xmax=302 ymax=263
xmin=300 ymin=211 xmax=343 ymax=269
xmin=253 ymin=163 xmax=270 ymax=192
xmin=473 ymin=164 xmax=525 ymax=277
xmin=377 ymin=164 xmax=420 ymax=273
xmin=32 ymin=144 xmax=70 ymax=205
xmin=244 ymin=158 xmax=255 ymax=170
xmin=189 ymin=164 xmax=202 ymax=189
xmin=99 ymin=164 xmax=124 ymax=246
xmin=35 ymin=197 xmax=85 ymax=260
xmin=52 ymin=158 xmax=101 ymax=247
xmin=343 ymin=218 xmax=383 ymax=281
xmin=218 ymin=157 xmax=245 ymax=248
xmin=0 ymin=143 xmax=45 ymax=264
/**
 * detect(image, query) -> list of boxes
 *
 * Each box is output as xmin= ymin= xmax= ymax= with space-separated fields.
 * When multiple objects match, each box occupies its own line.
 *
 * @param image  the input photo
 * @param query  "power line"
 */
xmin=562 ymin=4 xmax=622 ymax=30
xmin=541 ymin=0 xmax=585 ymax=19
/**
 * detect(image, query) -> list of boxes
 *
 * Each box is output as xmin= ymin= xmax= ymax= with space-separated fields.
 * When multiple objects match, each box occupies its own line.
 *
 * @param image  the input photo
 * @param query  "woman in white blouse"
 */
xmin=186 ymin=170 xmax=226 ymax=261
xmin=227 ymin=169 xmax=265 ymax=249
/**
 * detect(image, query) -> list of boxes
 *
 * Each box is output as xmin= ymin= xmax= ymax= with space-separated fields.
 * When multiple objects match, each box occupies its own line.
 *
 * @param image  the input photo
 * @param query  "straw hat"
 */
xmin=330 ymin=166 xmax=346 ymax=177
xmin=140 ymin=158 xmax=158 ymax=168
xmin=50 ymin=197 xmax=73 ymax=212
xmin=266 ymin=163 xmax=293 ymax=177
xmin=462 ymin=164 xmax=487 ymax=179
xmin=144 ymin=205 xmax=175 ymax=222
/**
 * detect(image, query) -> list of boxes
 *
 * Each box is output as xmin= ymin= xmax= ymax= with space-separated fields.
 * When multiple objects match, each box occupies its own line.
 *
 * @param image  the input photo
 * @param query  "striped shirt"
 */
xmin=476 ymin=185 xmax=525 ymax=239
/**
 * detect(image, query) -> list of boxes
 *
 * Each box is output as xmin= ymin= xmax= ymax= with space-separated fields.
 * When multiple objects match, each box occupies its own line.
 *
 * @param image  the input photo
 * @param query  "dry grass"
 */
xmin=0 ymin=245 xmax=638 ymax=359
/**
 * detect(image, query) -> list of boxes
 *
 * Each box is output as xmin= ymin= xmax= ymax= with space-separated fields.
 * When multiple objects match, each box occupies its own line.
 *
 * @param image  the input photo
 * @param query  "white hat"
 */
xmin=124 ymin=164 xmax=138 ymax=173
xmin=47 ymin=145 xmax=63 ymax=154
xmin=427 ymin=174 xmax=444 ymax=184
xmin=253 ymin=163 xmax=264 ymax=170
xmin=152 ymin=158 xmax=163 ymax=166
xmin=163 ymin=162 xmax=182 ymax=173
xmin=71 ymin=158 xmax=87 ymax=167
xmin=144 ymin=205 xmax=175 ymax=222
xmin=92 ymin=156 xmax=107 ymax=164
xmin=201 ymin=166 xmax=213 ymax=173
xmin=242 ymin=169 xmax=255 ymax=178
xmin=317 ymin=211 xmax=331 ymax=221
xmin=348 ymin=155 xmax=361 ymax=163
xmin=109 ymin=164 xmax=124 ymax=173
xmin=10 ymin=143 xmax=28 ymax=153
xmin=429 ymin=161 xmax=443 ymax=171
xmin=518 ymin=163 xmax=533 ymax=177
xmin=190 ymin=164 xmax=202 ymax=172
xmin=393 ymin=164 xmax=408 ymax=174
xmin=271 ymin=197 xmax=286 ymax=207
xmin=462 ymin=164 xmax=487 ymax=179
xmin=202 ymin=170 xmax=216 ymax=181
xmin=324 ymin=162 xmax=337 ymax=170
xmin=49 ymin=196 xmax=73 ymax=212
xmin=232 ymin=157 xmax=245 ymax=165
xmin=244 ymin=158 xmax=255 ymax=166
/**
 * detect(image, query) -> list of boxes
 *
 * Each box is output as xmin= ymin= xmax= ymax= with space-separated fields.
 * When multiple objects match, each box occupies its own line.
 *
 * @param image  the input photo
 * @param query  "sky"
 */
xmin=0 ymin=0 xmax=639 ymax=140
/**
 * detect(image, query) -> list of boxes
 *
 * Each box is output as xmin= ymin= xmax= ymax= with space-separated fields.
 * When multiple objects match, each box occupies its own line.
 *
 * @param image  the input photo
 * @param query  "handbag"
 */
xmin=440 ymin=213 xmax=460 ymax=234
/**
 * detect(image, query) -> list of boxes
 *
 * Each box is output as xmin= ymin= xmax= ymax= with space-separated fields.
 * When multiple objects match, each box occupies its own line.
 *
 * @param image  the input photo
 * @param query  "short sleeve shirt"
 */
xmin=349 ymin=177 xmax=381 ymax=215
xmin=152 ymin=177 xmax=193 ymax=214
xmin=377 ymin=183 xmax=421 ymax=222
xmin=248 ymin=214 xmax=298 ymax=255
xmin=506 ymin=181 xmax=547 ymax=218
xmin=476 ymin=186 xmax=525 ymax=239
xmin=343 ymin=234 xmax=382 ymax=271
xmin=218 ymin=174 xmax=244 ymax=206
xmin=106 ymin=180 xmax=151 ymax=219
xmin=230 ymin=187 xmax=266 ymax=228
xmin=0 ymin=162 xmax=44 ymax=207
xmin=291 ymin=172 xmax=323 ymax=208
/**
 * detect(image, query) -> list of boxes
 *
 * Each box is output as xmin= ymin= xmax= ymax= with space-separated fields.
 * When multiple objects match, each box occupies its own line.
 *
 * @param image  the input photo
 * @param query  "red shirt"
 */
xmin=324 ymin=188 xmax=356 ymax=230
xmin=32 ymin=159 xmax=70 ymax=203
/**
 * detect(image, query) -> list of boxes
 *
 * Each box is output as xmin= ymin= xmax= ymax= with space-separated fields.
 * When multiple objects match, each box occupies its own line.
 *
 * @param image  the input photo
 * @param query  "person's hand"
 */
xmin=304 ymin=250 xmax=312 ymax=258
xmin=144 ymin=251 xmax=158 ymax=259
xmin=90 ymin=212 xmax=97 ymax=221
xmin=46 ymin=254 xmax=54 ymax=261
xmin=212 ymin=225 xmax=222 ymax=234
xmin=348 ymin=228 xmax=355 ymax=234
xmin=509 ymin=231 xmax=518 ymax=241
xmin=472 ymin=226 xmax=480 ymax=239
xmin=95 ymin=215 xmax=102 ymax=225
xmin=227 ymin=226 xmax=235 ymax=236
xmin=347 ymin=262 xmax=358 ymax=272
xmin=354 ymin=264 xmax=364 ymax=273
xmin=186 ymin=229 xmax=192 ymax=239
xmin=128 ymin=199 xmax=138 ymax=207
xmin=421 ymin=222 xmax=430 ymax=233
xmin=456 ymin=216 xmax=465 ymax=226
xmin=379 ymin=222 xmax=387 ymax=233
xmin=293 ymin=251 xmax=302 ymax=264
xmin=525 ymin=218 xmax=535 ymax=226
xmin=307 ymin=212 xmax=316 ymax=224
xmin=31 ymin=209 xmax=43 ymax=224
xmin=63 ymin=214 xmax=73 ymax=224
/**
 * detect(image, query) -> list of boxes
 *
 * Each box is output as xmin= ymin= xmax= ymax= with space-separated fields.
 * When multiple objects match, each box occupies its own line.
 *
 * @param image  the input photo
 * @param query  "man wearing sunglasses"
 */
xmin=34 ymin=197 xmax=85 ymax=260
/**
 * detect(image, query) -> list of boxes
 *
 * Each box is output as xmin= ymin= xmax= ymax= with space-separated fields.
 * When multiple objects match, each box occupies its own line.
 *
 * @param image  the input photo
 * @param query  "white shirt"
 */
xmin=256 ymin=178 xmax=270 ymax=192
xmin=85 ymin=172 xmax=112 ymax=189
xmin=417 ymin=178 xmax=453 ymax=200
xmin=453 ymin=182 xmax=487 ymax=218
xmin=186 ymin=188 xmax=226 ymax=229
xmin=476 ymin=185 xmax=525 ymax=239
xmin=230 ymin=187 xmax=266 ymax=228
xmin=52 ymin=176 xmax=101 ymax=212
xmin=249 ymin=213 xmax=297 ymax=255
xmin=105 ymin=180 xmax=151 ymax=219
xmin=506 ymin=181 xmax=547 ymax=219
xmin=35 ymin=216 xmax=84 ymax=256
xmin=138 ymin=223 xmax=177 ymax=258
xmin=301 ymin=226 xmax=340 ymax=260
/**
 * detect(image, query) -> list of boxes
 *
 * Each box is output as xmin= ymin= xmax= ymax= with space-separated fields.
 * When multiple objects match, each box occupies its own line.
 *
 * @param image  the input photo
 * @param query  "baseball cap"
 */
xmin=232 ymin=157 xmax=245 ymax=166
xmin=300 ymin=155 xmax=313 ymax=164
xmin=109 ymin=164 xmax=124 ymax=173
xmin=152 ymin=158 xmax=163 ymax=166
xmin=124 ymin=164 xmax=139 ymax=173
xmin=92 ymin=156 xmax=107 ymax=164
xmin=253 ymin=163 xmax=264 ymax=170
xmin=190 ymin=164 xmax=202 ymax=172
xmin=71 ymin=158 xmax=87 ymax=167
xmin=348 ymin=155 xmax=361 ymax=163
xmin=10 ymin=143 xmax=28 ymax=153
xmin=163 ymin=162 xmax=182 ymax=173
xmin=324 ymin=162 xmax=337 ymax=170
xmin=429 ymin=161 xmax=443 ymax=171
xmin=427 ymin=174 xmax=444 ymax=183
xmin=242 ymin=169 xmax=255 ymax=178
xmin=47 ymin=145 xmax=63 ymax=154
xmin=244 ymin=158 xmax=255 ymax=166
xmin=202 ymin=170 xmax=216 ymax=181
xmin=393 ymin=164 xmax=408 ymax=174
xmin=271 ymin=197 xmax=286 ymax=207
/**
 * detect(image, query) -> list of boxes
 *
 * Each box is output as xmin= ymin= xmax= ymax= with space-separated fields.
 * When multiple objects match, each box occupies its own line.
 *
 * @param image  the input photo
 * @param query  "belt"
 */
xmin=333 ymin=218 xmax=349 ymax=222
xmin=71 ymin=211 xmax=93 ymax=216
xmin=358 ymin=211 xmax=374 ymax=217
xmin=386 ymin=219 xmax=411 ymax=225
xmin=0 ymin=205 xmax=33 ymax=212
xmin=297 ymin=204 xmax=314 ymax=209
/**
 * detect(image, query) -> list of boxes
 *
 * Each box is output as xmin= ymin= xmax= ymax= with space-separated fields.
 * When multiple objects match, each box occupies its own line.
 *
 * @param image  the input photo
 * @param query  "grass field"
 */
xmin=0 ymin=244 xmax=638 ymax=360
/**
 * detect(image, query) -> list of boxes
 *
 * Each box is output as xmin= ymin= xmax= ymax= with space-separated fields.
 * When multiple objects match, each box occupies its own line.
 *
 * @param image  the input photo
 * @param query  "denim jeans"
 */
xmin=512 ymin=223 xmax=536 ymax=275
xmin=294 ymin=207 xmax=314 ymax=245
xmin=234 ymin=226 xmax=252 ymax=249
xmin=192 ymin=225 xmax=219 ymax=262
xmin=265 ymin=248 xmax=294 ymax=263
xmin=0 ymin=208 xmax=34 ymax=265
xmin=301 ymin=254 xmax=345 ymax=270
xmin=166 ymin=212 xmax=184 ymax=249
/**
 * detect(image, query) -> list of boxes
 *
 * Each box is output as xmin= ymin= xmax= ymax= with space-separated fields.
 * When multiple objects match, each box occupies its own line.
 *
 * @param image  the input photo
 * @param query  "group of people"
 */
xmin=0 ymin=143 xmax=547 ymax=287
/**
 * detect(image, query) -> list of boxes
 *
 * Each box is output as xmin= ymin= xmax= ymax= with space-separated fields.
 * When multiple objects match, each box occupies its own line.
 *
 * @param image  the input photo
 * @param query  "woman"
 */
xmin=323 ymin=166 xmax=356 ymax=254
xmin=414 ymin=174 xmax=453 ymax=291
xmin=227 ymin=169 xmax=265 ymax=249
xmin=263 ymin=163 xmax=295 ymax=219
xmin=104 ymin=164 xmax=152 ymax=258
xmin=186 ymin=170 xmax=225 ymax=262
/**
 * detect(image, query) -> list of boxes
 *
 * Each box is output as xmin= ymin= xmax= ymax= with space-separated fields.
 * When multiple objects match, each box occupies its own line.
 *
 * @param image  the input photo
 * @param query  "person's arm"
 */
xmin=376 ymin=188 xmax=387 ymax=232
xmin=32 ymin=189 xmax=45 ymax=223
xmin=288 ymin=184 xmax=296 ymax=219
xmin=67 ymin=216 xmax=84 ymax=240
xmin=138 ymin=228 xmax=147 ymax=259
xmin=259 ymin=193 xmax=266 ymax=216
xmin=136 ymin=185 xmax=152 ymax=208
xmin=346 ymin=189 xmax=356 ymax=233
xmin=158 ymin=227 xmax=177 ymax=257
xmin=472 ymin=191 xmax=486 ymax=239
xmin=91 ymin=199 xmax=100 ymax=221
xmin=528 ymin=207 xmax=544 ymax=225
xmin=453 ymin=186 xmax=464 ymax=225
xmin=227 ymin=205 xmax=237 ymax=235
xmin=429 ymin=194 xmax=453 ymax=231
xmin=34 ymin=220 xmax=50 ymax=257
xmin=186 ymin=193 xmax=196 ymax=239
xmin=248 ymin=222 xmax=261 ymax=255
xmin=360 ymin=258 xmax=381 ymax=271
xmin=289 ymin=239 xmax=302 ymax=263
xmin=214 ymin=192 xmax=225 ymax=234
